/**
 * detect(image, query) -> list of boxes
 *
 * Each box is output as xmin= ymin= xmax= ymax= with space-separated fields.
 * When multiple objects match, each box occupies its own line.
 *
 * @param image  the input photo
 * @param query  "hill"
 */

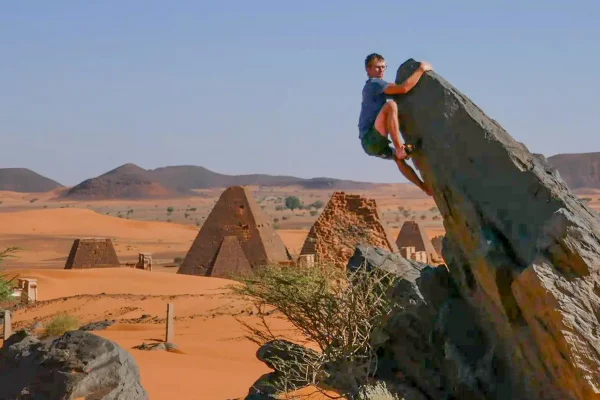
xmin=149 ymin=165 xmax=378 ymax=190
xmin=0 ymin=168 xmax=63 ymax=192
xmin=547 ymin=152 xmax=600 ymax=189
xmin=62 ymin=163 xmax=197 ymax=200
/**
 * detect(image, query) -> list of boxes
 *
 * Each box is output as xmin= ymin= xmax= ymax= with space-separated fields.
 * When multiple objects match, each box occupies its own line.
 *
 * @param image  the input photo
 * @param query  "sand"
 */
xmin=3 ymin=268 xmax=303 ymax=399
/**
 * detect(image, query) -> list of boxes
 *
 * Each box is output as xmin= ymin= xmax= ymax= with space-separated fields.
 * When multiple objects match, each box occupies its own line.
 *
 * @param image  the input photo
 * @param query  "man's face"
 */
xmin=367 ymin=59 xmax=386 ymax=79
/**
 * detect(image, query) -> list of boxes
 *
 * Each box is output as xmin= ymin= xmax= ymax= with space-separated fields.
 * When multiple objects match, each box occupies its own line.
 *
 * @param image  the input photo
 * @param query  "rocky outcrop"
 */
xmin=392 ymin=58 xmax=600 ymax=399
xmin=349 ymin=245 xmax=508 ymax=400
xmin=0 ymin=329 xmax=148 ymax=399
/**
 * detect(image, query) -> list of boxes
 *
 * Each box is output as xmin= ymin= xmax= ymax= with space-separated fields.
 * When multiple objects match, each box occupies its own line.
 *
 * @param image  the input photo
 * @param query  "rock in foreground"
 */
xmin=0 ymin=329 xmax=148 ymax=400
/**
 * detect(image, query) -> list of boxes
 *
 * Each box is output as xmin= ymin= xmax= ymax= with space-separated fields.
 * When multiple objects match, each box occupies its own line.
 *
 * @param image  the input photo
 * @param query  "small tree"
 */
xmin=166 ymin=206 xmax=174 ymax=214
xmin=230 ymin=262 xmax=399 ymax=398
xmin=285 ymin=196 xmax=302 ymax=211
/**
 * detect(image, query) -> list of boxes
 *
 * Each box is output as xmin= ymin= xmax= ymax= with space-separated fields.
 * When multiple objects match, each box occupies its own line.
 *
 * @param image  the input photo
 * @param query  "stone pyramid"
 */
xmin=177 ymin=186 xmax=291 ymax=276
xmin=300 ymin=192 xmax=397 ymax=268
xmin=395 ymin=221 xmax=440 ymax=264
xmin=210 ymin=236 xmax=252 ymax=278
xmin=64 ymin=238 xmax=120 ymax=269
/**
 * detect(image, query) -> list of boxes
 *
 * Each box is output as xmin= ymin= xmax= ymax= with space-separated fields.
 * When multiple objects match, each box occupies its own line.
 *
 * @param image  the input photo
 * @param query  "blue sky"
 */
xmin=1 ymin=1 xmax=599 ymax=186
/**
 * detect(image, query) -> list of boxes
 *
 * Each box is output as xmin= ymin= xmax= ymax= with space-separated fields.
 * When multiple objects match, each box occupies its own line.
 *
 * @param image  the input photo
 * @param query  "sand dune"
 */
xmin=0 ymin=208 xmax=196 ymax=238
xmin=0 ymin=208 xmax=198 ymax=268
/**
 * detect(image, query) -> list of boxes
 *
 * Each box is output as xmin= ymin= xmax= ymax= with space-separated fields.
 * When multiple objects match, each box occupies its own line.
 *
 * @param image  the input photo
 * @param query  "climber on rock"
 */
xmin=358 ymin=53 xmax=432 ymax=196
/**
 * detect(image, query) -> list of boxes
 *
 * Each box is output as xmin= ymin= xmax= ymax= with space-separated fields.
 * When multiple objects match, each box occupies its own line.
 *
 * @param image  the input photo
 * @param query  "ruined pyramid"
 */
xmin=395 ymin=220 xmax=440 ymax=264
xmin=300 ymin=192 xmax=397 ymax=268
xmin=64 ymin=238 xmax=120 ymax=269
xmin=177 ymin=186 xmax=291 ymax=277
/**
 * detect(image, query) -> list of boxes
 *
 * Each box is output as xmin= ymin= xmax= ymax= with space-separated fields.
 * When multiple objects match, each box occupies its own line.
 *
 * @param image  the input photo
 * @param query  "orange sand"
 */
xmin=3 ymin=268 xmax=317 ymax=400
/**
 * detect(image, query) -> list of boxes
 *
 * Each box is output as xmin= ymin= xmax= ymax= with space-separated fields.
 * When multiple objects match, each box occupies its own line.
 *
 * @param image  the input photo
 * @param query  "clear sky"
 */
xmin=1 ymin=1 xmax=599 ymax=186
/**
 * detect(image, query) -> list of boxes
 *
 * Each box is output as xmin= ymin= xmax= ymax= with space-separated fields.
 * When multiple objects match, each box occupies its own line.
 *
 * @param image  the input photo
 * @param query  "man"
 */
xmin=358 ymin=53 xmax=432 ymax=195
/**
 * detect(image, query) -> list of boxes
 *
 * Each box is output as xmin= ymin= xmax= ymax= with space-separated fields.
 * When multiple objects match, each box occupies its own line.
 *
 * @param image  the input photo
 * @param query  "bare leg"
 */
xmin=374 ymin=101 xmax=407 ymax=159
xmin=374 ymin=102 xmax=432 ymax=196
xmin=395 ymin=157 xmax=432 ymax=196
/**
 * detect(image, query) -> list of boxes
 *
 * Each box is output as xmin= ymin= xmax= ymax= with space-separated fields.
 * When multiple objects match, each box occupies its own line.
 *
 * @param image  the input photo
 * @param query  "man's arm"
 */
xmin=384 ymin=61 xmax=432 ymax=95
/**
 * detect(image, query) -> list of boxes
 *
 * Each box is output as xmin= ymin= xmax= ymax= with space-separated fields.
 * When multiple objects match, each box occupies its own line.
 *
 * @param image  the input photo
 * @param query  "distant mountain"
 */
xmin=149 ymin=165 xmax=378 ymax=190
xmin=61 ymin=163 xmax=380 ymax=200
xmin=62 ymin=163 xmax=196 ymax=200
xmin=547 ymin=152 xmax=600 ymax=189
xmin=0 ymin=168 xmax=63 ymax=192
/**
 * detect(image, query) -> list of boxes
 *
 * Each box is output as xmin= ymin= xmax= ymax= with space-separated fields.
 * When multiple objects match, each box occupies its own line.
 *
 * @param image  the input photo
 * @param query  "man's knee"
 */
xmin=384 ymin=101 xmax=398 ymax=114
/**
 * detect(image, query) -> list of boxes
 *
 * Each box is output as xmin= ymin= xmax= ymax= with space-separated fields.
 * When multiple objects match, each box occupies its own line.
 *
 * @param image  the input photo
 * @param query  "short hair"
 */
xmin=365 ymin=53 xmax=385 ymax=68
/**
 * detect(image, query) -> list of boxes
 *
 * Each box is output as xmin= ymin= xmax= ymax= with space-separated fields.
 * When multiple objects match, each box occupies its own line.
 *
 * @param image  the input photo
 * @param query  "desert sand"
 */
xmin=1 ymin=267 xmax=327 ymax=399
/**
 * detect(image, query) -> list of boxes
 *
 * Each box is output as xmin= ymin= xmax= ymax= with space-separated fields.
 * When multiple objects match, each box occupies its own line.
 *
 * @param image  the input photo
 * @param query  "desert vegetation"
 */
xmin=0 ymin=247 xmax=18 ymax=302
xmin=230 ymin=262 xmax=399 ymax=398
xmin=43 ymin=314 xmax=80 ymax=337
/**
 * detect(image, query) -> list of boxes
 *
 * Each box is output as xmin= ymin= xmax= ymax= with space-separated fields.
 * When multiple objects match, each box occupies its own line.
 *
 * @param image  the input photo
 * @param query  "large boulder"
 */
xmin=0 ymin=329 xmax=148 ymax=399
xmin=393 ymin=58 xmax=600 ymax=399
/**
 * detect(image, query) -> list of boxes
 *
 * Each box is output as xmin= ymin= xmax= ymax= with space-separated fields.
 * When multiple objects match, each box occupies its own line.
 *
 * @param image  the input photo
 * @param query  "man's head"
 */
xmin=365 ymin=53 xmax=386 ymax=79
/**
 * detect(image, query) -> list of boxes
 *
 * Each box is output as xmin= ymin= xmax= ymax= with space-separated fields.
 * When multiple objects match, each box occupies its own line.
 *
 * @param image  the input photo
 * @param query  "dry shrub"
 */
xmin=44 ymin=314 xmax=80 ymax=337
xmin=230 ymin=262 xmax=399 ymax=398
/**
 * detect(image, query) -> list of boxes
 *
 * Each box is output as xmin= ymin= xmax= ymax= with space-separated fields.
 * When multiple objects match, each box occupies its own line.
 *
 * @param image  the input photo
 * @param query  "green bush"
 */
xmin=166 ymin=206 xmax=174 ymax=213
xmin=310 ymin=210 xmax=318 ymax=216
xmin=0 ymin=248 xmax=18 ymax=302
xmin=309 ymin=200 xmax=325 ymax=209
xmin=44 ymin=314 xmax=80 ymax=337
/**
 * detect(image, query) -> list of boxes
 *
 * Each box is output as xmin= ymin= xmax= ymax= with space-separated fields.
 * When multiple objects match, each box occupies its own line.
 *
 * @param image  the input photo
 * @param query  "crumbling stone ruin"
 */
xmin=395 ymin=220 xmax=441 ymax=264
xmin=299 ymin=192 xmax=397 ymax=268
xmin=248 ymin=58 xmax=600 ymax=400
xmin=178 ymin=186 xmax=291 ymax=278
xmin=64 ymin=238 xmax=120 ymax=269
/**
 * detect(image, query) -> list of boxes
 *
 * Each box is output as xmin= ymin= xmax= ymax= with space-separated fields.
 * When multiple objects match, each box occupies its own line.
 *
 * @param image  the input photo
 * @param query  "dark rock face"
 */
xmin=350 ymin=245 xmax=510 ymax=400
xmin=0 ymin=330 xmax=148 ymax=400
xmin=393 ymin=59 xmax=600 ymax=399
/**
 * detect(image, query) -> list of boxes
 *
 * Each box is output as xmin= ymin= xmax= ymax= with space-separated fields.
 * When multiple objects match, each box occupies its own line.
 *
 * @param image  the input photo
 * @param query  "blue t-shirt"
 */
xmin=358 ymin=77 xmax=389 ymax=139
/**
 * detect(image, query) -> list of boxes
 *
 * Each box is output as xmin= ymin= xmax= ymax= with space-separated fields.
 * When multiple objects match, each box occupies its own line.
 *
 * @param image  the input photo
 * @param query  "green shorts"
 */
xmin=361 ymin=125 xmax=395 ymax=160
